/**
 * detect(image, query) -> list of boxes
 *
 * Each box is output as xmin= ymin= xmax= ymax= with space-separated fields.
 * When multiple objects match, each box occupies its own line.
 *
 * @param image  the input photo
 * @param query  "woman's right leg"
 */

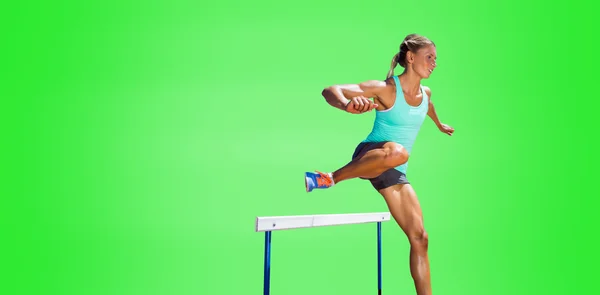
xmin=305 ymin=141 xmax=409 ymax=192
xmin=332 ymin=141 xmax=408 ymax=183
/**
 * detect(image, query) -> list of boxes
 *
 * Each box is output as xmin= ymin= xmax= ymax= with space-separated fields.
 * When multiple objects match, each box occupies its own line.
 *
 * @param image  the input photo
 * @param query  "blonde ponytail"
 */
xmin=386 ymin=52 xmax=400 ymax=79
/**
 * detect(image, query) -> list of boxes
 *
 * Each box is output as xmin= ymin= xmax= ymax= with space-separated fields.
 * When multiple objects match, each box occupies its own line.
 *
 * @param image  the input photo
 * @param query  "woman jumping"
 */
xmin=304 ymin=33 xmax=454 ymax=295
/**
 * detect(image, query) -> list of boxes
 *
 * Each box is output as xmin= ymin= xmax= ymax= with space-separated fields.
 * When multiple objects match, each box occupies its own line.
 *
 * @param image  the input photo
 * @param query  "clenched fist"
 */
xmin=345 ymin=96 xmax=378 ymax=114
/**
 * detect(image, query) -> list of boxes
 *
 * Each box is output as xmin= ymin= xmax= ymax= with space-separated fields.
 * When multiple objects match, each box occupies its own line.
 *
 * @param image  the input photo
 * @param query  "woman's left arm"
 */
xmin=425 ymin=87 xmax=455 ymax=136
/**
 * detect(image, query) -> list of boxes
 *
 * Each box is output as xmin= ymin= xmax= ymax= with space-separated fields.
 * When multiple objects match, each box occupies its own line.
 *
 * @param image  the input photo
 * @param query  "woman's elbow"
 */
xmin=322 ymin=86 xmax=338 ymax=99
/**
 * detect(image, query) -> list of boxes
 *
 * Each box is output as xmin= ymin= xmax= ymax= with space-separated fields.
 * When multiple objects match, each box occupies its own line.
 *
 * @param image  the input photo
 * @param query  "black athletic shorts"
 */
xmin=351 ymin=141 xmax=410 ymax=190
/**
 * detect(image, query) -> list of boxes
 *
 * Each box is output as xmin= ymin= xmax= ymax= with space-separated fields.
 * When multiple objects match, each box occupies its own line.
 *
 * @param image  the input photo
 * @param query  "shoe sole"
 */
xmin=305 ymin=173 xmax=311 ymax=192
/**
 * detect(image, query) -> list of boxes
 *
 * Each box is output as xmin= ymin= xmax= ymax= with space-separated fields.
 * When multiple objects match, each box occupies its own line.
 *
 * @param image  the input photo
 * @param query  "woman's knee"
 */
xmin=409 ymin=228 xmax=429 ymax=250
xmin=384 ymin=143 xmax=409 ymax=167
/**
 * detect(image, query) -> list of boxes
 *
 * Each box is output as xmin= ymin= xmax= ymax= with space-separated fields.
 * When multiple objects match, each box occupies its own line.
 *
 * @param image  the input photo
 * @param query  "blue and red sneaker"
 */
xmin=305 ymin=171 xmax=334 ymax=192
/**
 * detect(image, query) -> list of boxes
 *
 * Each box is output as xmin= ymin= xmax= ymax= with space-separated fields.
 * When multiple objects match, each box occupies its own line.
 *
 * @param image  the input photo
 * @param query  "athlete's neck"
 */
xmin=398 ymin=71 xmax=422 ymax=95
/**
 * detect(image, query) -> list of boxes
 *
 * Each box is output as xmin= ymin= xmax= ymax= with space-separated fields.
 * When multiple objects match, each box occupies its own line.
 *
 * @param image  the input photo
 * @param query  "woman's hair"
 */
xmin=386 ymin=34 xmax=436 ymax=79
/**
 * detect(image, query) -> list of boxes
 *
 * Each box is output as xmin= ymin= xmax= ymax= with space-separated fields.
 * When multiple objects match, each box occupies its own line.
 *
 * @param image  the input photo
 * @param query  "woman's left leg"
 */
xmin=378 ymin=183 xmax=432 ymax=295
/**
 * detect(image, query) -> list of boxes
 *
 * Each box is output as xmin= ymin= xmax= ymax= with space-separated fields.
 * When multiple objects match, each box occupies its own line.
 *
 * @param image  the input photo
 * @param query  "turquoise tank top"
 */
xmin=363 ymin=75 xmax=429 ymax=174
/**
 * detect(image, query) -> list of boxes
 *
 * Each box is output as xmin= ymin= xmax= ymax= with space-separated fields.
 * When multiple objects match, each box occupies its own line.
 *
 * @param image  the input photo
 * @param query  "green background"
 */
xmin=5 ymin=0 xmax=597 ymax=294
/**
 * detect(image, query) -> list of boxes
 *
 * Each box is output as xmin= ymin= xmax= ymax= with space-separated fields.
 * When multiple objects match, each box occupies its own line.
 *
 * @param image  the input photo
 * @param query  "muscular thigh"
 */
xmin=378 ymin=184 xmax=424 ymax=237
xmin=351 ymin=141 xmax=387 ymax=160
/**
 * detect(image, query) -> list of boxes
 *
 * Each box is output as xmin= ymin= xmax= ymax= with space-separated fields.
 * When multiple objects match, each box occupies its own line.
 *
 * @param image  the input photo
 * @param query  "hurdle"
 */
xmin=255 ymin=212 xmax=391 ymax=295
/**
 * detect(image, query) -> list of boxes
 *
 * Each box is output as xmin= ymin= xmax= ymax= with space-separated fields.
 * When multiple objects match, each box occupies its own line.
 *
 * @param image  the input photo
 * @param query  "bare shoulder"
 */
xmin=371 ymin=78 xmax=396 ymax=110
xmin=423 ymin=85 xmax=432 ymax=98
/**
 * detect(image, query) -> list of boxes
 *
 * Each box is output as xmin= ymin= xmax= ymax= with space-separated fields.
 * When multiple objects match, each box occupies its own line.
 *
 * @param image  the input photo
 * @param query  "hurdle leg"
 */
xmin=377 ymin=222 xmax=382 ymax=295
xmin=263 ymin=231 xmax=272 ymax=295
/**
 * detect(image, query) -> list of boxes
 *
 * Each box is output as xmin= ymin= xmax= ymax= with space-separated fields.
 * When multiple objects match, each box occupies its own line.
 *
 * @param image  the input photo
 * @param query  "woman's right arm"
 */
xmin=321 ymin=80 xmax=387 ymax=113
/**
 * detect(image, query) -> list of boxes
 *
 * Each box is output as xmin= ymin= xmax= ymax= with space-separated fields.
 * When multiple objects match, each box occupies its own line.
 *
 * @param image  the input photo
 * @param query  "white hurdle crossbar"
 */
xmin=255 ymin=212 xmax=391 ymax=295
